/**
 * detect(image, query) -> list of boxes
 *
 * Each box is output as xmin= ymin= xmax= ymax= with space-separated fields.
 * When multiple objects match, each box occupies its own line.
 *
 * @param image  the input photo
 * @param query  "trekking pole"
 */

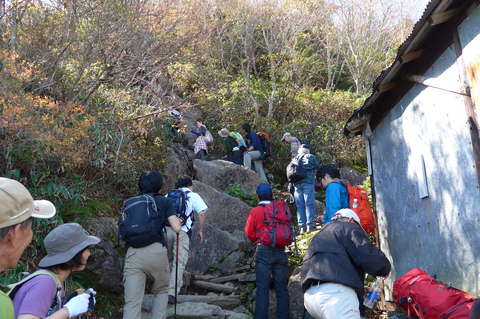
xmin=174 ymin=232 xmax=179 ymax=319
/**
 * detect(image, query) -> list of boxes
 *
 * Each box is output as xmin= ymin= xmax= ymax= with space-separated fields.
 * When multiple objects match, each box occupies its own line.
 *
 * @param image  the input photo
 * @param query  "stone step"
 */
xmin=141 ymin=302 xmax=249 ymax=319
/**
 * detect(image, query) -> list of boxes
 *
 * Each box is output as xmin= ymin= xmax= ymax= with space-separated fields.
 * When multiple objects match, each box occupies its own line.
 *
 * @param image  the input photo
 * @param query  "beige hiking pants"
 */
xmin=166 ymin=227 xmax=190 ymax=296
xmin=123 ymin=242 xmax=169 ymax=319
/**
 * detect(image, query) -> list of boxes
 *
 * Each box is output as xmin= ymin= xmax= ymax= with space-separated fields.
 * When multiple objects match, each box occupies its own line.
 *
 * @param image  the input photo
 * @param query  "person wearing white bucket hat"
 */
xmin=0 ymin=177 xmax=57 ymax=319
xmin=301 ymin=208 xmax=390 ymax=319
xmin=10 ymin=223 xmax=100 ymax=319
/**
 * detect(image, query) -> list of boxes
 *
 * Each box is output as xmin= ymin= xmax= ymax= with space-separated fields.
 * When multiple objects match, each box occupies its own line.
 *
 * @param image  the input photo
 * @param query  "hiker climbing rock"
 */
xmin=317 ymin=165 xmax=349 ymax=224
xmin=165 ymin=177 xmax=208 ymax=302
xmin=245 ymin=183 xmax=292 ymax=319
xmin=0 ymin=178 xmax=57 ymax=319
xmin=301 ymin=209 xmax=391 ymax=319
xmin=10 ymin=223 xmax=100 ymax=319
xmin=191 ymin=120 xmax=213 ymax=160
xmin=281 ymin=132 xmax=301 ymax=158
xmin=218 ymin=128 xmax=244 ymax=165
xmin=120 ymin=171 xmax=182 ymax=319
xmin=241 ymin=123 xmax=268 ymax=182
xmin=290 ymin=144 xmax=320 ymax=233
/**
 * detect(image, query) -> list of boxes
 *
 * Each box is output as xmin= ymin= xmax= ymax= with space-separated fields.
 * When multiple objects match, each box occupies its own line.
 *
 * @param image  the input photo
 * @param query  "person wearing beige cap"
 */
xmin=0 ymin=177 xmax=56 ymax=319
xmin=10 ymin=223 xmax=100 ymax=319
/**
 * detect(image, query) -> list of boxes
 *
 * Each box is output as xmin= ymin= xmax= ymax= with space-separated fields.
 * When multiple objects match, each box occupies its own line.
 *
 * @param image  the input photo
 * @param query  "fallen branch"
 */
xmin=234 ymin=265 xmax=251 ymax=272
xmin=209 ymin=273 xmax=249 ymax=284
xmin=193 ymin=274 xmax=216 ymax=281
xmin=124 ymin=104 xmax=196 ymax=122
xmin=192 ymin=280 xmax=236 ymax=294
xmin=208 ymin=272 xmax=249 ymax=284
xmin=176 ymin=294 xmax=241 ymax=308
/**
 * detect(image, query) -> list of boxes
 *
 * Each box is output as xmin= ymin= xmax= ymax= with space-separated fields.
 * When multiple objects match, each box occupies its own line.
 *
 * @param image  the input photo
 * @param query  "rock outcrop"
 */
xmin=288 ymin=268 xmax=304 ymax=319
xmin=141 ymin=300 xmax=249 ymax=319
xmin=340 ymin=167 xmax=367 ymax=186
xmin=187 ymin=223 xmax=244 ymax=274
xmin=193 ymin=159 xmax=262 ymax=194
xmin=164 ymin=145 xmax=195 ymax=191
xmin=83 ymin=217 xmax=123 ymax=293
xmin=192 ymin=180 xmax=252 ymax=233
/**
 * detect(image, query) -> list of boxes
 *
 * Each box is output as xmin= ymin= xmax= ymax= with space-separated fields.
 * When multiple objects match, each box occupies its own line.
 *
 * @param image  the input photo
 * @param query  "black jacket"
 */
xmin=301 ymin=219 xmax=391 ymax=297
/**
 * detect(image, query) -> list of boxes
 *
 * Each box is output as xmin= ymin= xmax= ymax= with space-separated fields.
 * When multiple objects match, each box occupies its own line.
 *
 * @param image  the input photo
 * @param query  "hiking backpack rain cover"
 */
xmin=393 ymin=268 xmax=475 ymax=319
xmin=258 ymin=200 xmax=294 ymax=248
xmin=118 ymin=194 xmax=165 ymax=248
xmin=346 ymin=183 xmax=376 ymax=234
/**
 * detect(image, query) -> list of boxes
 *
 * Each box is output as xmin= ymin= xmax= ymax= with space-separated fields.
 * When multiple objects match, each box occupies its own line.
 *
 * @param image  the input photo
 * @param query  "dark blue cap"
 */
xmin=256 ymin=183 xmax=272 ymax=197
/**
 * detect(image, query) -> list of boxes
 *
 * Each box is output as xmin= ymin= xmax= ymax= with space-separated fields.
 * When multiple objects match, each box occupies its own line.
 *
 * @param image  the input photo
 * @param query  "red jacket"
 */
xmin=245 ymin=201 xmax=271 ymax=244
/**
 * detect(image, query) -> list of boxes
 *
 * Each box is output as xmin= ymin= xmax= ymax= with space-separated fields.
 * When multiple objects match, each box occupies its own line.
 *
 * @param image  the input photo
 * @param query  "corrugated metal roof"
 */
xmin=344 ymin=0 xmax=476 ymax=136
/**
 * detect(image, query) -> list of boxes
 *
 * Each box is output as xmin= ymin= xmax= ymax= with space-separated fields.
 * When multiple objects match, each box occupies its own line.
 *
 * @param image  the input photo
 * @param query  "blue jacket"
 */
xmin=294 ymin=153 xmax=320 ymax=185
xmin=246 ymin=132 xmax=263 ymax=152
xmin=324 ymin=181 xmax=349 ymax=224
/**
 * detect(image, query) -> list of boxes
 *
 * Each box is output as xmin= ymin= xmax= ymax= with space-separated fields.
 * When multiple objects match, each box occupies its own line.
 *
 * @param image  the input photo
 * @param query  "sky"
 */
xmin=412 ymin=0 xmax=431 ymax=19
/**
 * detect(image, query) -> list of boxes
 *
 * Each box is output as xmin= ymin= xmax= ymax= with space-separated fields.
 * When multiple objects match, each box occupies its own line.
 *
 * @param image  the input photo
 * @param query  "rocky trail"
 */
xmin=82 ymin=109 xmax=370 ymax=319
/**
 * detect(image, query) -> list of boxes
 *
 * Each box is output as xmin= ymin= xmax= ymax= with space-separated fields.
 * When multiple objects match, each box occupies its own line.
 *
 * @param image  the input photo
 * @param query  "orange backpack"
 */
xmin=346 ymin=184 xmax=376 ymax=234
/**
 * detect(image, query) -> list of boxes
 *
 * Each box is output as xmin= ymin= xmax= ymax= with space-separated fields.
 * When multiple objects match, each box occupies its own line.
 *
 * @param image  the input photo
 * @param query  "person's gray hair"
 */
xmin=0 ymin=217 xmax=33 ymax=240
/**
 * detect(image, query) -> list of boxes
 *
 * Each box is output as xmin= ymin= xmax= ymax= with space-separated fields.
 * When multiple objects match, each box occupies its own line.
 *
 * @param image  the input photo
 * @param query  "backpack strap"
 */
xmin=8 ymin=270 xmax=62 ymax=311
xmin=294 ymin=154 xmax=306 ymax=166
xmin=144 ymin=193 xmax=158 ymax=216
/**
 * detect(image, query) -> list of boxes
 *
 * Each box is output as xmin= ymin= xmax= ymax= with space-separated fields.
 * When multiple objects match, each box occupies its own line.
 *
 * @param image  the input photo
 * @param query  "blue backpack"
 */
xmin=118 ymin=194 xmax=166 ymax=248
xmin=166 ymin=189 xmax=190 ymax=225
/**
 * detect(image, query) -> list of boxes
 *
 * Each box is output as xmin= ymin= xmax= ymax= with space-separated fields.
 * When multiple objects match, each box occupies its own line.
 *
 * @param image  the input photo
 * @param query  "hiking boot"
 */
xmin=306 ymin=225 xmax=316 ymax=233
xmin=168 ymin=295 xmax=175 ymax=304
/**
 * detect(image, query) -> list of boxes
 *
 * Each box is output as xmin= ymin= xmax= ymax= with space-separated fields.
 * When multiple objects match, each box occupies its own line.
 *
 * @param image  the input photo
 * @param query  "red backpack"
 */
xmin=393 ymin=268 xmax=475 ymax=319
xmin=346 ymin=183 xmax=376 ymax=234
xmin=257 ymin=200 xmax=293 ymax=248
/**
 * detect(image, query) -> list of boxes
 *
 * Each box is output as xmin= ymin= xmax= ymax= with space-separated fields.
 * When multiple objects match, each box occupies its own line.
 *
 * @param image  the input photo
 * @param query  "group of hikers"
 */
xmin=2 ymin=122 xmax=478 ymax=319
xmin=0 ymin=174 xmax=208 ymax=319
xmin=188 ymin=120 xmax=270 ymax=183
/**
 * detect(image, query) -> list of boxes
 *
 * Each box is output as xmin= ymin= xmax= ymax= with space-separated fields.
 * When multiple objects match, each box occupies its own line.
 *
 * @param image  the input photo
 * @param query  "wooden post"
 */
xmin=453 ymin=30 xmax=480 ymax=189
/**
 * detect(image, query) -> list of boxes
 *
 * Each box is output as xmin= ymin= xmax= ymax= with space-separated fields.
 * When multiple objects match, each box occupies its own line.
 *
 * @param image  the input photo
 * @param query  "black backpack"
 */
xmin=286 ymin=154 xmax=307 ymax=183
xmin=300 ymin=139 xmax=316 ymax=155
xmin=118 ymin=194 xmax=166 ymax=248
xmin=166 ymin=189 xmax=190 ymax=225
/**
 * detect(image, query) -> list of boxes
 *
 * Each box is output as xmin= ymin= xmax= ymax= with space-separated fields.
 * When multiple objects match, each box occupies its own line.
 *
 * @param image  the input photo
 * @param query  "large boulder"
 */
xmin=83 ymin=217 xmax=123 ymax=293
xmin=167 ymin=302 xmax=226 ymax=319
xmin=288 ymin=268 xmax=304 ymax=319
xmin=142 ymin=301 xmax=226 ymax=319
xmin=193 ymin=159 xmax=262 ymax=194
xmin=224 ymin=310 xmax=249 ymax=319
xmin=187 ymin=223 xmax=244 ymax=274
xmin=340 ymin=167 xmax=367 ymax=186
xmin=192 ymin=180 xmax=252 ymax=233
xmin=218 ymin=251 xmax=244 ymax=275
xmin=163 ymin=145 xmax=194 ymax=191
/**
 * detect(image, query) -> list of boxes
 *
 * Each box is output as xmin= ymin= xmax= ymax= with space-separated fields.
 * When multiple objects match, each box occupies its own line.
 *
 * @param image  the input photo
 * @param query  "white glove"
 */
xmin=64 ymin=293 xmax=90 ymax=318
xmin=86 ymin=288 xmax=97 ymax=296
